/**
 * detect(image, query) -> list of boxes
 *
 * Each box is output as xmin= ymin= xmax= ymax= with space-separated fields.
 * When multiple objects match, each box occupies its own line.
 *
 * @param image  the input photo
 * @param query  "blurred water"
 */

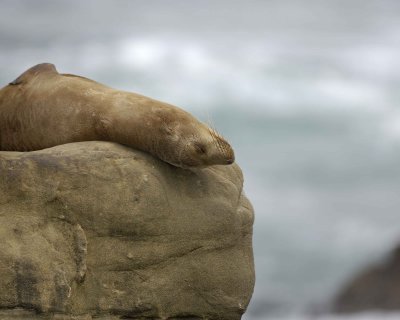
xmin=250 ymin=312 xmax=400 ymax=320
xmin=1 ymin=1 xmax=400 ymax=319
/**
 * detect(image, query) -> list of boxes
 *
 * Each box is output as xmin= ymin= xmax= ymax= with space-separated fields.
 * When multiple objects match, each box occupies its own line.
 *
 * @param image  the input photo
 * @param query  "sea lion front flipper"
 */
xmin=9 ymin=63 xmax=58 ymax=85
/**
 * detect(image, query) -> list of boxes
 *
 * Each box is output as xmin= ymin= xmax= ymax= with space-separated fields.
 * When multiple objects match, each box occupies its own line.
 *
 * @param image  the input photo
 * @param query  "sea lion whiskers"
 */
xmin=208 ymin=126 xmax=235 ymax=164
xmin=206 ymin=120 xmax=223 ymax=150
xmin=208 ymin=126 xmax=224 ymax=154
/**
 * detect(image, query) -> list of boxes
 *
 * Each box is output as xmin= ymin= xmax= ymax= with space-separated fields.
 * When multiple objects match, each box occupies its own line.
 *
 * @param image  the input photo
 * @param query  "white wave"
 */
xmin=0 ymin=36 xmax=397 ymax=119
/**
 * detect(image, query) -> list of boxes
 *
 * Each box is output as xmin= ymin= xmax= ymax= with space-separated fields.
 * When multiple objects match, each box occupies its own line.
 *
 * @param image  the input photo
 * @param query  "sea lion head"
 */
xmin=176 ymin=125 xmax=235 ymax=168
xmin=152 ymin=109 xmax=235 ymax=168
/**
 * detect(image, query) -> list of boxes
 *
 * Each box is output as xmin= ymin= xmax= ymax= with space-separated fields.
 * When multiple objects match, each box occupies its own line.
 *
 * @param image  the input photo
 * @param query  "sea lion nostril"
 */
xmin=226 ymin=158 xmax=234 ymax=164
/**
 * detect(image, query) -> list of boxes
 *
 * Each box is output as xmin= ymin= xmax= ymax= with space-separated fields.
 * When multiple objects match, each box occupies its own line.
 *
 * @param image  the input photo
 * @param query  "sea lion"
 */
xmin=0 ymin=63 xmax=234 ymax=168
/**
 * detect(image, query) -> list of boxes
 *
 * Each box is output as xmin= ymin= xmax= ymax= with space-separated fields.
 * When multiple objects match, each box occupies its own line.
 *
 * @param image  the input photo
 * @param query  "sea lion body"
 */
xmin=0 ymin=63 xmax=234 ymax=168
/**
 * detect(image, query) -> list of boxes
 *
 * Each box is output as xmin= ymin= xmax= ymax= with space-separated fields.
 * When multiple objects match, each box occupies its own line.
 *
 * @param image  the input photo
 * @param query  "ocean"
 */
xmin=1 ymin=1 xmax=400 ymax=319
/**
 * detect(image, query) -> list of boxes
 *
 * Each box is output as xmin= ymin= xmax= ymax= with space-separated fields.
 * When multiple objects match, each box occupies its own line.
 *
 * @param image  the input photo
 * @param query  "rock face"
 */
xmin=0 ymin=142 xmax=255 ymax=319
xmin=334 ymin=246 xmax=400 ymax=313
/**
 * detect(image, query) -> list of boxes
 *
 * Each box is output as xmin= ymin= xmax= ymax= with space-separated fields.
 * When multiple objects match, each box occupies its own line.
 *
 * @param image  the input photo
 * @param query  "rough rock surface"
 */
xmin=334 ymin=246 xmax=400 ymax=313
xmin=0 ymin=141 xmax=255 ymax=320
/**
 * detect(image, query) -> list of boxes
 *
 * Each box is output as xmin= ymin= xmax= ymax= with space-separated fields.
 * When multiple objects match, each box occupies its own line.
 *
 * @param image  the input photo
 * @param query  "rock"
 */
xmin=0 ymin=142 xmax=255 ymax=319
xmin=333 ymin=246 xmax=400 ymax=313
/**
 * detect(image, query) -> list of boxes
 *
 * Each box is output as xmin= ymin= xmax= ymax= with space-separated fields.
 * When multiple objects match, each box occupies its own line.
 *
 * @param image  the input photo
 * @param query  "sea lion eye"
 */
xmin=194 ymin=143 xmax=206 ymax=154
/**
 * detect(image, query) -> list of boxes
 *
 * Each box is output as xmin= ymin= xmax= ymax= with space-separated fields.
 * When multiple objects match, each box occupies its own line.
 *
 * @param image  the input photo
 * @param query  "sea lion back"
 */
xmin=9 ymin=63 xmax=58 ymax=86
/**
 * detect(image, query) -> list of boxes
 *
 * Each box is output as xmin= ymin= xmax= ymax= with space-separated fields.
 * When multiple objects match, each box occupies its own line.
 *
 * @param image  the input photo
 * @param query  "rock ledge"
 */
xmin=0 ymin=142 xmax=255 ymax=319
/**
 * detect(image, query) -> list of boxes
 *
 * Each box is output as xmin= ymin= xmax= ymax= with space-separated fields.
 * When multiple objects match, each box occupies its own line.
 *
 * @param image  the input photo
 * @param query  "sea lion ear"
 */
xmin=9 ymin=63 xmax=58 ymax=85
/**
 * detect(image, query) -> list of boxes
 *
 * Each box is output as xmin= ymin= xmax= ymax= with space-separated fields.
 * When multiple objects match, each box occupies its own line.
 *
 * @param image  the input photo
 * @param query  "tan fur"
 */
xmin=0 ymin=63 xmax=234 ymax=168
